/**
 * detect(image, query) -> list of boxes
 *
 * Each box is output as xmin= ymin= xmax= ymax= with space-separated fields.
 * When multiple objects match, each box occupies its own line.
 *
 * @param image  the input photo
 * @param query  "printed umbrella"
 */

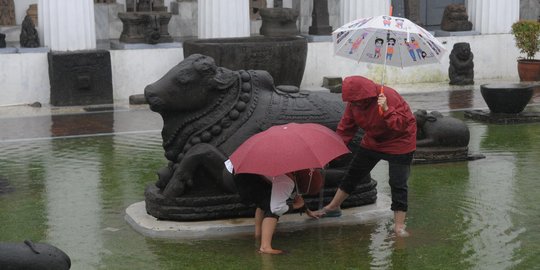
xmin=333 ymin=15 xmax=446 ymax=112
xmin=333 ymin=15 xmax=446 ymax=68
xmin=228 ymin=123 xmax=350 ymax=177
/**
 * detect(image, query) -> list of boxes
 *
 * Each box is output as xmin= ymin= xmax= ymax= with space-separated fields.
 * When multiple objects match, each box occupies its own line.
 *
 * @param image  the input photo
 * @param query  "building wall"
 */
xmin=0 ymin=33 xmax=531 ymax=107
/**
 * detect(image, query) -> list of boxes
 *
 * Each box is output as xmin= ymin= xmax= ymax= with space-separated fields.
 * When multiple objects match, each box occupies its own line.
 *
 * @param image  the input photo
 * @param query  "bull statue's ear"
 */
xmin=193 ymin=55 xmax=217 ymax=76
xmin=211 ymin=67 xmax=237 ymax=90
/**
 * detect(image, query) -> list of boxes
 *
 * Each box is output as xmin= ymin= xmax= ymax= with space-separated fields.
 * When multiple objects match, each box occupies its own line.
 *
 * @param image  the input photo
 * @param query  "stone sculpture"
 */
xmin=440 ymin=4 xmax=472 ymax=31
xmin=449 ymin=42 xmax=474 ymax=85
xmin=118 ymin=0 xmax=172 ymax=44
xmin=0 ymin=240 xmax=71 ymax=270
xmin=20 ymin=15 xmax=40 ymax=48
xmin=0 ymin=33 xmax=6 ymax=48
xmin=413 ymin=109 xmax=474 ymax=163
xmin=0 ymin=0 xmax=16 ymax=26
xmin=414 ymin=110 xmax=470 ymax=147
xmin=144 ymin=54 xmax=377 ymax=221
xmin=259 ymin=8 xmax=300 ymax=37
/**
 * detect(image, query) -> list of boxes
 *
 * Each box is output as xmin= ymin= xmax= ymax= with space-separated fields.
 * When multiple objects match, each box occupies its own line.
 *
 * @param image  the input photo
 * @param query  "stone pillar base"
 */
xmin=118 ymin=12 xmax=173 ymax=44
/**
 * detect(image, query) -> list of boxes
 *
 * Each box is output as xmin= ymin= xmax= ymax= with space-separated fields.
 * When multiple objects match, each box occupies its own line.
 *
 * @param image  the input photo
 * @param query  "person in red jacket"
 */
xmin=314 ymin=75 xmax=417 ymax=237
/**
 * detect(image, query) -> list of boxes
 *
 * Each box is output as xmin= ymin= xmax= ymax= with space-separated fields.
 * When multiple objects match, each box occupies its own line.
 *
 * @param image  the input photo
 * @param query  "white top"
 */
xmin=266 ymin=174 xmax=296 ymax=216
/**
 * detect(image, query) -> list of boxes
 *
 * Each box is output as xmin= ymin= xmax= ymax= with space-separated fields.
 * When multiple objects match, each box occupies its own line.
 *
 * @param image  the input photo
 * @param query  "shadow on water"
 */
xmin=0 ymin=92 xmax=540 ymax=269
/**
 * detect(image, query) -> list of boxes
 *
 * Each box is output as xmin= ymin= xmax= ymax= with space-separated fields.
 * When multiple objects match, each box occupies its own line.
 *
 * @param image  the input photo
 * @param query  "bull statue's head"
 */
xmin=144 ymin=54 xmax=237 ymax=113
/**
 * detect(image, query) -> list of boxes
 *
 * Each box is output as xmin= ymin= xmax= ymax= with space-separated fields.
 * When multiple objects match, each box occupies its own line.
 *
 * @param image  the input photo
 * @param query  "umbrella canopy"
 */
xmin=229 ymin=123 xmax=350 ymax=177
xmin=333 ymin=15 xmax=446 ymax=68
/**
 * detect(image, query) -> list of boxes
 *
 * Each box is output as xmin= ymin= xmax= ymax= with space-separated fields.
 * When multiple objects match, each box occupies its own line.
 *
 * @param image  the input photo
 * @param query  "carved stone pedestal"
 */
xmin=118 ymin=12 xmax=173 ymax=44
xmin=183 ymin=36 xmax=307 ymax=87
xmin=464 ymin=110 xmax=540 ymax=124
xmin=48 ymin=50 xmax=113 ymax=106
xmin=413 ymin=147 xmax=484 ymax=164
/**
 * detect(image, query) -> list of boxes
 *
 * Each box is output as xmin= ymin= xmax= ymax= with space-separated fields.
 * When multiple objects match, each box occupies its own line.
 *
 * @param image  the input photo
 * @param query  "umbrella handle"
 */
xmin=378 ymin=85 xmax=384 ymax=115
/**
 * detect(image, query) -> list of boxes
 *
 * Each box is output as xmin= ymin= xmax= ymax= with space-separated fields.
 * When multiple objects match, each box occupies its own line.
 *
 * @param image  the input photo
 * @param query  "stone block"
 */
xmin=48 ymin=50 xmax=113 ymax=106
xmin=322 ymin=76 xmax=342 ymax=93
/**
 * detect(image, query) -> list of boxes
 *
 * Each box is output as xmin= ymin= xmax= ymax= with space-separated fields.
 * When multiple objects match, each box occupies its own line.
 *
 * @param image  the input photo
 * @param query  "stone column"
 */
xmin=340 ymin=0 xmax=391 ymax=25
xmin=197 ymin=0 xmax=250 ymax=38
xmin=39 ymin=0 xmax=96 ymax=50
xmin=467 ymin=0 xmax=519 ymax=34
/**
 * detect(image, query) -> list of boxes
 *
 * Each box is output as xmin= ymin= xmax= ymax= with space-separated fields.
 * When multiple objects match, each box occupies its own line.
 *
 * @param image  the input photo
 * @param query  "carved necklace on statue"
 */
xmin=166 ymin=70 xmax=258 ymax=163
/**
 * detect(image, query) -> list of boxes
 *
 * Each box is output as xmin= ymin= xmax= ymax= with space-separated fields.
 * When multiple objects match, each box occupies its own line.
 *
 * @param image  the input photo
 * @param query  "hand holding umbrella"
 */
xmin=378 ymin=93 xmax=388 ymax=113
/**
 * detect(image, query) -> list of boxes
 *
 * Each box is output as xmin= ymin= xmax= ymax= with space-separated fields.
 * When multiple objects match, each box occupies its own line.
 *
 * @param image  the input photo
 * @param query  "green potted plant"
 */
xmin=511 ymin=20 xmax=540 ymax=81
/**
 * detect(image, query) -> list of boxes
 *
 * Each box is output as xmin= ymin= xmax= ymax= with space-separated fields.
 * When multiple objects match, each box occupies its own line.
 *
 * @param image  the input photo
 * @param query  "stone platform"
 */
xmin=464 ymin=110 xmax=540 ymax=124
xmin=413 ymin=147 xmax=485 ymax=164
xmin=125 ymin=194 xmax=392 ymax=239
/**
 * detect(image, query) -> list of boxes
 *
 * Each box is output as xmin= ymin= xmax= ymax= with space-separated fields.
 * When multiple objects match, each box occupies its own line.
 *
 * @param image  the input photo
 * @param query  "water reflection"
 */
xmin=1 ymin=105 xmax=540 ymax=268
xmin=51 ymin=113 xmax=114 ymax=136
xmin=448 ymin=89 xmax=474 ymax=110
xmin=46 ymin=137 xmax=106 ymax=268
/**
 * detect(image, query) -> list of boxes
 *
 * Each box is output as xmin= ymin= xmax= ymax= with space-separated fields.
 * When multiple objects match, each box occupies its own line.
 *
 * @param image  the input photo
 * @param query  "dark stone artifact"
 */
xmin=465 ymin=84 xmax=540 ymax=124
xmin=414 ymin=110 xmax=470 ymax=147
xmin=48 ymin=50 xmax=113 ymax=106
xmin=449 ymin=42 xmax=474 ymax=85
xmin=440 ymin=4 xmax=472 ymax=31
xmin=0 ymin=240 xmax=71 ymax=270
xmin=20 ymin=15 xmax=40 ymax=48
xmin=144 ymin=54 xmax=377 ymax=221
xmin=322 ymin=76 xmax=342 ymax=93
xmin=480 ymin=84 xmax=533 ymax=114
xmin=413 ymin=109 xmax=480 ymax=163
xmin=0 ymin=33 xmax=6 ymax=48
xmin=183 ymin=36 xmax=308 ymax=87
xmin=118 ymin=12 xmax=172 ymax=44
xmin=259 ymin=8 xmax=300 ymax=37
xmin=309 ymin=0 xmax=332 ymax=35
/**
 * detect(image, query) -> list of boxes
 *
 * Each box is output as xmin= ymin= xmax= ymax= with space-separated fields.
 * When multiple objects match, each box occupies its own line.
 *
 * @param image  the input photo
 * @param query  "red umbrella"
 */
xmin=229 ymin=123 xmax=350 ymax=177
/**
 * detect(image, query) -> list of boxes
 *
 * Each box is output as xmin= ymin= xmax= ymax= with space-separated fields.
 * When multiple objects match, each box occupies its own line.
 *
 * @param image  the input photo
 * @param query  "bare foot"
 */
xmin=258 ymin=248 xmax=284 ymax=255
xmin=394 ymin=225 xmax=410 ymax=237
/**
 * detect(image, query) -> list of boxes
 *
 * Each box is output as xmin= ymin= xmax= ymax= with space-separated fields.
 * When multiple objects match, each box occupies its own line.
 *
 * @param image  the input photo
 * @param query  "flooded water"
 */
xmin=1 ymin=89 xmax=540 ymax=269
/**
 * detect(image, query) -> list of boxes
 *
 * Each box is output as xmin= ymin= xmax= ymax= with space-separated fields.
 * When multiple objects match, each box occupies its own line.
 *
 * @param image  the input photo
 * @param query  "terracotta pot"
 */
xmin=480 ymin=83 xmax=533 ymax=114
xmin=517 ymin=59 xmax=540 ymax=82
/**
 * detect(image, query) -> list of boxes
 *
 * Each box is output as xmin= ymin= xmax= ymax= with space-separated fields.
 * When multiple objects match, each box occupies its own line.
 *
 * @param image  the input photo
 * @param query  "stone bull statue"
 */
xmin=0 ymin=240 xmax=71 ymax=270
xmin=414 ymin=109 xmax=470 ymax=147
xmin=144 ymin=54 xmax=377 ymax=221
xmin=413 ymin=109 xmax=473 ymax=163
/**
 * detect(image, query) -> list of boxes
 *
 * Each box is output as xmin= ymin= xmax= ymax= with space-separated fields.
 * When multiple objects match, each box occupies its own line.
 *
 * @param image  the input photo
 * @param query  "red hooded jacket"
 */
xmin=337 ymin=76 xmax=416 ymax=154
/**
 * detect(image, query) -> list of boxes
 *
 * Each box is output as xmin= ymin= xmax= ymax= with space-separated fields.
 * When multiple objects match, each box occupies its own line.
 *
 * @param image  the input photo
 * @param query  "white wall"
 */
xmin=110 ymin=48 xmax=183 ymax=100
xmin=0 ymin=52 xmax=49 ymax=106
xmin=0 ymin=33 xmax=529 ymax=107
